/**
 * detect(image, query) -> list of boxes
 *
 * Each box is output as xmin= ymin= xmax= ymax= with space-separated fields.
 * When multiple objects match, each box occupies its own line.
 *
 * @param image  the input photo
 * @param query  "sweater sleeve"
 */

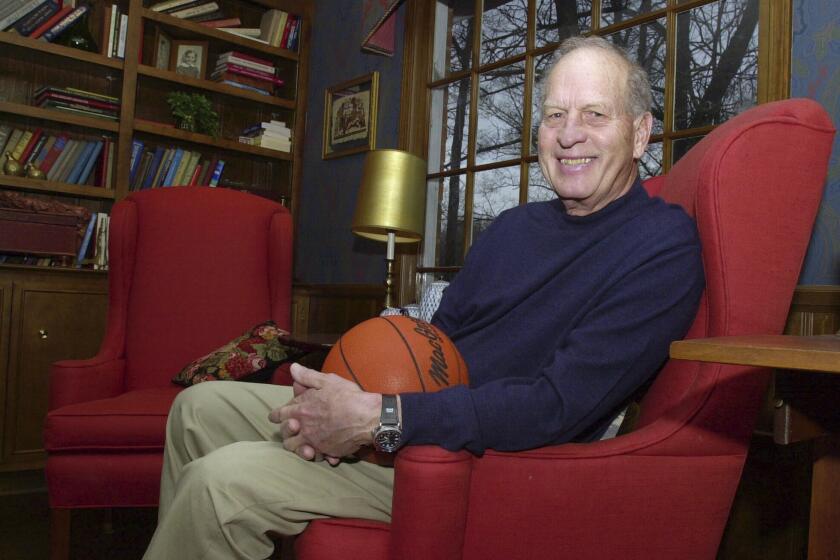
xmin=401 ymin=231 xmax=704 ymax=455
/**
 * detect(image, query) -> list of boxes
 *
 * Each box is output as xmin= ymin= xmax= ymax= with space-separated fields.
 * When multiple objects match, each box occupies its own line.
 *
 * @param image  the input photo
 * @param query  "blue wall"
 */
xmin=794 ymin=0 xmax=840 ymax=284
xmin=294 ymin=1 xmax=405 ymax=284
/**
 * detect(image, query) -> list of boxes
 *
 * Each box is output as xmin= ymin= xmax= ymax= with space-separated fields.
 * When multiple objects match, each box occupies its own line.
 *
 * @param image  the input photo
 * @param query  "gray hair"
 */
xmin=538 ymin=35 xmax=652 ymax=119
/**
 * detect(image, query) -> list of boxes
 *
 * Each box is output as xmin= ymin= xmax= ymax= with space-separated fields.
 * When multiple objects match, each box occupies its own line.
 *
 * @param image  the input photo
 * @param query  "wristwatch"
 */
xmin=372 ymin=394 xmax=402 ymax=453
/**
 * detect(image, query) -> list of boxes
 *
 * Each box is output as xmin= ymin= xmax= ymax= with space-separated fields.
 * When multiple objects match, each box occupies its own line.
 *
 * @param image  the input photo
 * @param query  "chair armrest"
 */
xmin=389 ymin=446 xmax=473 ymax=560
xmin=49 ymin=357 xmax=126 ymax=410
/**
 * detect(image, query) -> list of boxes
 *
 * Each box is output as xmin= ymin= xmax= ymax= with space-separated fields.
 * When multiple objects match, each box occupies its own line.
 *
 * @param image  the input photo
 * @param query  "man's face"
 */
xmin=538 ymin=48 xmax=652 ymax=216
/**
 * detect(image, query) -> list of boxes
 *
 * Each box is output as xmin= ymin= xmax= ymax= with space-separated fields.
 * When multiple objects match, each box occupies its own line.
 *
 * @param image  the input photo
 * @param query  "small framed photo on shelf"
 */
xmin=170 ymin=40 xmax=209 ymax=79
xmin=151 ymin=28 xmax=172 ymax=70
xmin=322 ymin=71 xmax=379 ymax=159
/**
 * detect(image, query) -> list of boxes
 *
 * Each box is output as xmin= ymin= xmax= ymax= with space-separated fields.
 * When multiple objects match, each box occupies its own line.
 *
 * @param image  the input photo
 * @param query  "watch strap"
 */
xmin=380 ymin=394 xmax=399 ymax=426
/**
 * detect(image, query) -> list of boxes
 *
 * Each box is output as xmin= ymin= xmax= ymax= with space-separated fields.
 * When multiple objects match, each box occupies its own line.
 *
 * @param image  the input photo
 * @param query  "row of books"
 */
xmin=0 ymin=125 xmax=114 ymax=187
xmin=76 ymin=211 xmax=109 ymax=269
xmin=211 ymin=51 xmax=284 ymax=97
xmin=253 ymin=8 xmax=301 ymax=49
xmin=101 ymin=3 xmax=129 ymax=59
xmin=238 ymin=120 xmax=291 ymax=153
xmin=0 ymin=0 xmax=90 ymax=44
xmin=34 ymin=86 xmax=120 ymax=121
xmin=128 ymin=139 xmax=226 ymax=190
xmin=149 ymin=0 xmax=224 ymax=23
xmin=0 ymin=253 xmax=72 ymax=267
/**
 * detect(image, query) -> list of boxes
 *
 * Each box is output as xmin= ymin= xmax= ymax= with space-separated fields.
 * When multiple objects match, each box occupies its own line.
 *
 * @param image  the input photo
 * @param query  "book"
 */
xmin=162 ymin=148 xmax=184 ymax=186
xmin=55 ymin=139 xmax=85 ymax=182
xmin=75 ymin=213 xmax=97 ymax=268
xmin=219 ymin=28 xmax=268 ymax=43
xmin=208 ymin=159 xmax=225 ymax=186
xmin=131 ymin=151 xmax=153 ymax=190
xmin=39 ymin=100 xmax=119 ymax=120
xmin=62 ymin=87 xmax=119 ymax=104
xmin=197 ymin=156 xmax=214 ymax=186
xmin=0 ymin=124 xmax=13 ymax=158
xmin=286 ymin=16 xmax=301 ymax=51
xmin=40 ymin=5 xmax=89 ymax=42
xmin=35 ymin=90 xmax=120 ymax=111
xmin=46 ymin=137 xmax=74 ymax=180
xmin=41 ymin=134 xmax=74 ymax=180
xmin=105 ymin=138 xmax=115 ymax=188
xmin=77 ymin=140 xmax=103 ymax=184
xmin=0 ymin=0 xmax=43 ymax=31
xmin=0 ymin=0 xmax=32 ymax=24
xmin=218 ymin=80 xmax=270 ymax=95
xmin=188 ymin=162 xmax=202 ymax=185
xmin=13 ymin=0 xmax=59 ymax=36
xmin=65 ymin=140 xmax=94 ymax=184
xmin=218 ymin=51 xmax=274 ymax=70
xmin=212 ymin=63 xmax=284 ymax=85
xmin=186 ymin=9 xmax=226 ymax=23
xmin=159 ymin=0 xmax=206 ymax=13
xmin=149 ymin=0 xmax=195 ymax=12
xmin=33 ymin=134 xmax=57 ymax=166
xmin=278 ymin=13 xmax=294 ymax=48
xmin=199 ymin=17 xmax=240 ymax=28
xmin=128 ymin=139 xmax=144 ymax=183
xmin=141 ymin=146 xmax=165 ymax=189
xmin=153 ymin=148 xmax=175 ymax=187
xmin=19 ymin=128 xmax=44 ymax=164
xmin=11 ymin=129 xmax=33 ymax=161
xmin=116 ymin=13 xmax=128 ymax=58
xmin=28 ymin=4 xmax=69 ymax=38
xmin=24 ymin=131 xmax=50 ymax=165
xmin=169 ymin=2 xmax=219 ymax=19
xmin=259 ymin=9 xmax=286 ymax=46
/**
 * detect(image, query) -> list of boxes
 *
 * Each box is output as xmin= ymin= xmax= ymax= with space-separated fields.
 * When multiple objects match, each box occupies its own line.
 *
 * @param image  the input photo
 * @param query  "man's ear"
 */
xmin=632 ymin=112 xmax=653 ymax=160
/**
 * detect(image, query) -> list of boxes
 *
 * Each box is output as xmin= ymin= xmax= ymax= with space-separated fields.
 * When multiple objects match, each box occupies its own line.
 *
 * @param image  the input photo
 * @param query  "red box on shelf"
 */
xmin=0 ymin=208 xmax=79 ymax=256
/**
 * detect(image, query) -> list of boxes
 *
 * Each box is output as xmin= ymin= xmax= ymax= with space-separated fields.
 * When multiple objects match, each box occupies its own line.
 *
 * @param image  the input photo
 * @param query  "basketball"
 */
xmin=322 ymin=315 xmax=469 ymax=394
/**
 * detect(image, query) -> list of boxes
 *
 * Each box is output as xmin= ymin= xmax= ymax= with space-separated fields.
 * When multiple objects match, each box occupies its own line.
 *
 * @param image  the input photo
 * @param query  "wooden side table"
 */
xmin=670 ymin=334 xmax=840 ymax=559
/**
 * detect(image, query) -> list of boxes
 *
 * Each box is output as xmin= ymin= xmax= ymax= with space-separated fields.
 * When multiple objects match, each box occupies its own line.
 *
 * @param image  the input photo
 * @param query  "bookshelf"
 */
xmin=0 ymin=0 xmax=311 ymax=214
xmin=0 ymin=0 xmax=311 ymax=474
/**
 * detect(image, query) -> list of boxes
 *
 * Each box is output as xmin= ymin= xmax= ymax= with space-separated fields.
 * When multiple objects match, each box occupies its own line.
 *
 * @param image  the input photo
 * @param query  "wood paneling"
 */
xmin=292 ymin=284 xmax=383 ymax=337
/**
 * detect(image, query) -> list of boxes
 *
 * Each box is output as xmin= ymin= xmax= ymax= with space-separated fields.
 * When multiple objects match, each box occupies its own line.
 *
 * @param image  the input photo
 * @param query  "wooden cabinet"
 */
xmin=0 ymin=0 xmax=310 ymax=215
xmin=0 ymin=266 xmax=107 ymax=472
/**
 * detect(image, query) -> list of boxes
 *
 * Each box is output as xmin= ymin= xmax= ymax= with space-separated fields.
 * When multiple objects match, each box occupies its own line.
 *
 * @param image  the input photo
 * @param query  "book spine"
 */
xmin=149 ymin=0 xmax=195 ymax=12
xmin=116 ymin=13 xmax=128 ymax=58
xmin=66 ymin=140 xmax=94 ymax=184
xmin=160 ymin=0 xmax=204 ymax=13
xmin=142 ymin=146 xmax=164 ymax=189
xmin=208 ymin=159 xmax=225 ymax=187
xmin=63 ymin=87 xmax=119 ymax=104
xmin=36 ymin=91 xmax=120 ymax=111
xmin=162 ymin=148 xmax=183 ymax=186
xmin=24 ymin=132 xmax=48 ymax=165
xmin=154 ymin=148 xmax=175 ymax=187
xmin=279 ymin=14 xmax=293 ymax=49
xmin=0 ymin=125 xmax=12 ymax=156
xmin=110 ymin=5 xmax=121 ymax=57
xmin=170 ymin=1 xmax=218 ymax=19
xmin=287 ymin=16 xmax=301 ymax=51
xmin=14 ymin=0 xmax=58 ymax=36
xmin=105 ymin=4 xmax=117 ymax=57
xmin=56 ymin=140 xmax=84 ymax=182
xmin=199 ymin=17 xmax=240 ymax=28
xmin=224 ymin=50 xmax=274 ymax=67
xmin=26 ymin=3 xmax=68 ymax=38
xmin=33 ymin=135 xmax=57 ymax=165
xmin=40 ymin=5 xmax=88 ymax=42
xmin=128 ymin=139 xmax=144 ymax=183
xmin=77 ymin=140 xmax=103 ymax=184
xmin=0 ymin=0 xmax=30 ymax=24
xmin=46 ymin=138 xmax=72 ymax=180
xmin=75 ymin=213 xmax=97 ymax=268
xmin=215 ymin=64 xmax=283 ymax=85
xmin=11 ymin=130 xmax=33 ymax=161
xmin=0 ymin=0 xmax=42 ymax=31
xmin=188 ymin=162 xmax=202 ymax=185
xmin=219 ymin=80 xmax=270 ymax=95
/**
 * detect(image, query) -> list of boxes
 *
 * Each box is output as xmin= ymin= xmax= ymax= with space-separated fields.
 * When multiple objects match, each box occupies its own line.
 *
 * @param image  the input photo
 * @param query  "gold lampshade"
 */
xmin=352 ymin=149 xmax=426 ymax=243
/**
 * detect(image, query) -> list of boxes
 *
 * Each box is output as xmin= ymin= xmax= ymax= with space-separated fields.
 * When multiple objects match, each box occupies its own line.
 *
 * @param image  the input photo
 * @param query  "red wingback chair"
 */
xmin=295 ymin=99 xmax=836 ymax=560
xmin=43 ymin=187 xmax=293 ymax=559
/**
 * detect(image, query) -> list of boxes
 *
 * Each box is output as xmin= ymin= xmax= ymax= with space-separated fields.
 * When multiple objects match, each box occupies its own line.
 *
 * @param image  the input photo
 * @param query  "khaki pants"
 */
xmin=143 ymin=381 xmax=395 ymax=560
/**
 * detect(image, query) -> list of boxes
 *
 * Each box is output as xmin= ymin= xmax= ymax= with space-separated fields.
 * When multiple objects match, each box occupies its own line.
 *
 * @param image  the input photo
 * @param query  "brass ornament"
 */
xmin=25 ymin=162 xmax=45 ymax=179
xmin=3 ymin=152 xmax=24 ymax=176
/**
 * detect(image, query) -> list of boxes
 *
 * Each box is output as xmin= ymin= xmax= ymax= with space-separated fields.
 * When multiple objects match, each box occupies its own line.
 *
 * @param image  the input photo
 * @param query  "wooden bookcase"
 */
xmin=0 ymin=0 xmax=311 ymax=216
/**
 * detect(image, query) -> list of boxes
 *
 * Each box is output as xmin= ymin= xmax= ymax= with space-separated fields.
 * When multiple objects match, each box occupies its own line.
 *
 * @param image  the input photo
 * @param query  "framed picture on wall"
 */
xmin=169 ymin=40 xmax=209 ymax=80
xmin=322 ymin=72 xmax=379 ymax=159
xmin=151 ymin=28 xmax=172 ymax=70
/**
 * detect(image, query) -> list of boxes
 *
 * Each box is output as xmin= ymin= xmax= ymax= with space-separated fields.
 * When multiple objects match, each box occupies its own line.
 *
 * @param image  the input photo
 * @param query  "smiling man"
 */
xmin=143 ymin=36 xmax=705 ymax=560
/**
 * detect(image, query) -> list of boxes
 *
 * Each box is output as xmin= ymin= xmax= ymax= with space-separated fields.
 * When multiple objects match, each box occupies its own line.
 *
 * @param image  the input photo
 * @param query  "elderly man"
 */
xmin=143 ymin=36 xmax=704 ymax=559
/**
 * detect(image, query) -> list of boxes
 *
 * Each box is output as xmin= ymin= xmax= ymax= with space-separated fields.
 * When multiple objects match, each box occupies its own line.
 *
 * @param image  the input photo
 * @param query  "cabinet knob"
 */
xmin=38 ymin=329 xmax=48 ymax=339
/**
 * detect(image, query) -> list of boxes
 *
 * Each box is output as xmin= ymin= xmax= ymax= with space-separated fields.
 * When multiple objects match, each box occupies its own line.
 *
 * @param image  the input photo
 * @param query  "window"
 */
xmin=415 ymin=0 xmax=789 ymax=272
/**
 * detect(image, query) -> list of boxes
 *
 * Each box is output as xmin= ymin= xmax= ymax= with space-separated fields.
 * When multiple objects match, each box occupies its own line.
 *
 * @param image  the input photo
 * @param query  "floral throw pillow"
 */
xmin=172 ymin=320 xmax=308 ymax=386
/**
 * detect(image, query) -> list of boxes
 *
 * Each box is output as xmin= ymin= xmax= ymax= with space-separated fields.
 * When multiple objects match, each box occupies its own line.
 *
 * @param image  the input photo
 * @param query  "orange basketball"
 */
xmin=323 ymin=315 xmax=469 ymax=394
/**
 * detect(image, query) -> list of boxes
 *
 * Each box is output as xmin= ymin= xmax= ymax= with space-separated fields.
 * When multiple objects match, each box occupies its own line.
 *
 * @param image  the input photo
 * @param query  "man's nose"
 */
xmin=556 ymin=115 xmax=587 ymax=148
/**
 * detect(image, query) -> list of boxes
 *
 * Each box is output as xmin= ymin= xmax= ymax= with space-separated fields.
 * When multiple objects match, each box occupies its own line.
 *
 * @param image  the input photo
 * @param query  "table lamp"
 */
xmin=352 ymin=149 xmax=426 ymax=309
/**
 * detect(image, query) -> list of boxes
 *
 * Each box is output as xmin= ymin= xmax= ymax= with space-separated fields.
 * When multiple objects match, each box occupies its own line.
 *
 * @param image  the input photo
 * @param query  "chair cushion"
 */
xmin=44 ymin=386 xmax=182 ymax=452
xmin=172 ymin=320 xmax=310 ymax=386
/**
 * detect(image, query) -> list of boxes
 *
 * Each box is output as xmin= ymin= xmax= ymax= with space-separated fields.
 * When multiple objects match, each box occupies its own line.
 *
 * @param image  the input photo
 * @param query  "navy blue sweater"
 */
xmin=400 ymin=179 xmax=704 ymax=455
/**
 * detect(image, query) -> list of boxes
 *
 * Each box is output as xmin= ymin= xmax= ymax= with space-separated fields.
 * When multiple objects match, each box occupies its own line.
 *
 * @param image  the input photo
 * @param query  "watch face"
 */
xmin=373 ymin=427 xmax=402 ymax=453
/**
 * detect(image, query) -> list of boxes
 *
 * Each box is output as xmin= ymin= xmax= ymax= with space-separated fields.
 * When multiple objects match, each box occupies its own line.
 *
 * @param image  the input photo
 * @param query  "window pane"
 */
xmin=480 ymin=0 xmax=527 ymax=66
xmin=672 ymin=135 xmax=704 ymax=165
xmin=535 ymin=0 xmax=592 ymax=48
xmin=477 ymin=61 xmax=525 ymax=166
xmin=674 ymin=0 xmax=759 ymax=130
xmin=606 ymin=18 xmax=666 ymax=134
xmin=601 ymin=0 xmax=667 ymax=28
xmin=429 ymin=79 xmax=472 ymax=173
xmin=530 ymin=52 xmax=554 ymax=155
xmin=435 ymin=174 xmax=467 ymax=266
xmin=639 ymin=141 xmax=662 ymax=179
xmin=432 ymin=0 xmax=475 ymax=80
xmin=472 ymin=166 xmax=521 ymax=243
xmin=528 ymin=162 xmax=556 ymax=202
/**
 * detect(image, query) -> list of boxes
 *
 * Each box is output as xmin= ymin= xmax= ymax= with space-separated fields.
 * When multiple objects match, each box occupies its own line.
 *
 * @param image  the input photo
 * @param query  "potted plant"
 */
xmin=166 ymin=92 xmax=219 ymax=136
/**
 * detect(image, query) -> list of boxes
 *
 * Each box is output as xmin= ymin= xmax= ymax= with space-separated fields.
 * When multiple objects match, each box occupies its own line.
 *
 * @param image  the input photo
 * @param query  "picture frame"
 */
xmin=151 ymin=28 xmax=172 ymax=71
xmin=322 ymin=72 xmax=379 ymax=159
xmin=169 ymin=40 xmax=209 ymax=80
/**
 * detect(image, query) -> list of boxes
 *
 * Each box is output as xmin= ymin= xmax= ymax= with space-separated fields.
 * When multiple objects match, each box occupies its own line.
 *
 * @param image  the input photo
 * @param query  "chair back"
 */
xmin=101 ymin=187 xmax=293 ymax=390
xmin=637 ymin=98 xmax=835 ymax=450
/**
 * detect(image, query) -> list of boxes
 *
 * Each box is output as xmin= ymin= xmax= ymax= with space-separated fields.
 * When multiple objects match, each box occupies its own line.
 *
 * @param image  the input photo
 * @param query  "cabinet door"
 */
xmin=3 ymin=281 xmax=107 ymax=469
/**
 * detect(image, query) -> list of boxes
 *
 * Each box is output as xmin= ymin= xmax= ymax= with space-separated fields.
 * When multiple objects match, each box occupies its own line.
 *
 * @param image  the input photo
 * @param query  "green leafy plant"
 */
xmin=166 ymin=92 xmax=219 ymax=136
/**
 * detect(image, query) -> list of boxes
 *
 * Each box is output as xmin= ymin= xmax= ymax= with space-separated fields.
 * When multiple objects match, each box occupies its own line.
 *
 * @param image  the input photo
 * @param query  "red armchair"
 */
xmin=295 ymin=99 xmax=836 ymax=560
xmin=43 ymin=187 xmax=293 ymax=559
